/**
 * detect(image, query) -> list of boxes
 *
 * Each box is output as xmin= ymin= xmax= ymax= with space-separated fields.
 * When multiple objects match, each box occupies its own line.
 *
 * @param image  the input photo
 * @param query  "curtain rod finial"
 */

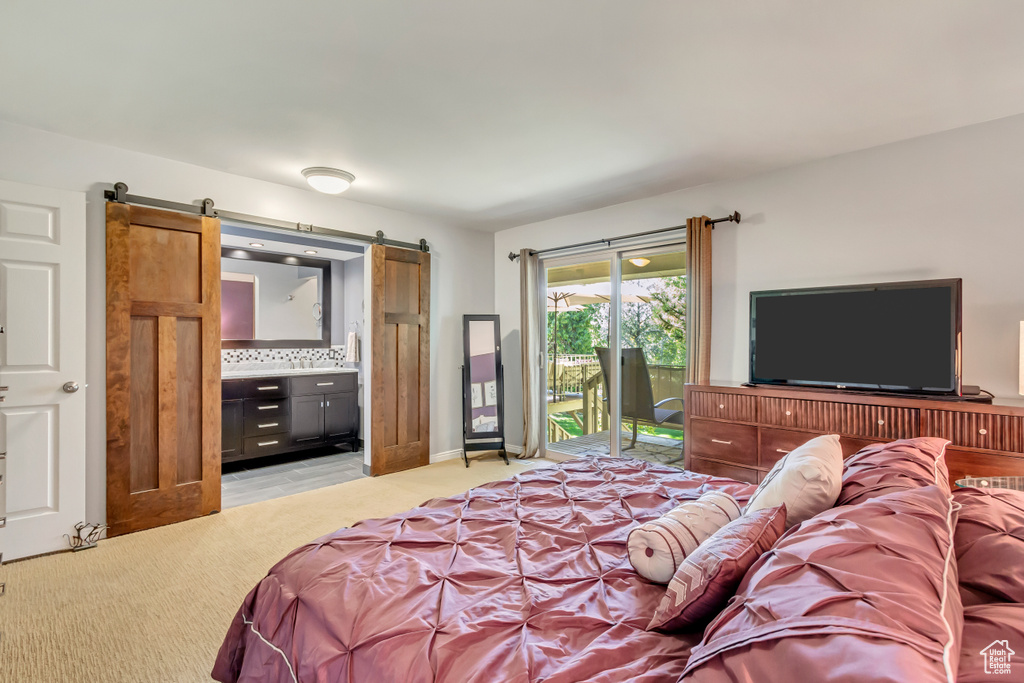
xmin=508 ymin=251 xmax=520 ymax=262
xmin=731 ymin=211 xmax=741 ymax=224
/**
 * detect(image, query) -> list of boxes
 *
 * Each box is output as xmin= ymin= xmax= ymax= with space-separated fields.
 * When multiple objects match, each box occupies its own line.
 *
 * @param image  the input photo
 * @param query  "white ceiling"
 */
xmin=2 ymin=2 xmax=1024 ymax=231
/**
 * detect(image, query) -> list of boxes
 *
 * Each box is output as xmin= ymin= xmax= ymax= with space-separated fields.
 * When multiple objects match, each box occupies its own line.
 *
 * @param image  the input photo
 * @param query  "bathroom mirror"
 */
xmin=462 ymin=315 xmax=507 ymax=465
xmin=221 ymin=247 xmax=332 ymax=348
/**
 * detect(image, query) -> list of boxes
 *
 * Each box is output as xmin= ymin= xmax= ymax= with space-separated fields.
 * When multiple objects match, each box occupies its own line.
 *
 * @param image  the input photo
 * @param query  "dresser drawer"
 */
xmin=688 ymin=418 xmax=758 ymax=467
xmin=243 ymin=399 xmax=289 ymax=420
xmin=688 ymin=456 xmax=759 ymax=485
xmin=922 ymin=410 xmax=1024 ymax=454
xmin=833 ymin=404 xmax=918 ymax=440
xmin=946 ymin=448 xmax=1024 ymax=485
xmin=760 ymin=398 xmax=830 ymax=431
xmin=689 ymin=391 xmax=757 ymax=422
xmin=758 ymin=427 xmax=881 ymax=469
xmin=290 ymin=373 xmax=357 ymax=396
xmin=242 ymin=434 xmax=289 ymax=456
xmin=243 ymin=414 xmax=291 ymax=438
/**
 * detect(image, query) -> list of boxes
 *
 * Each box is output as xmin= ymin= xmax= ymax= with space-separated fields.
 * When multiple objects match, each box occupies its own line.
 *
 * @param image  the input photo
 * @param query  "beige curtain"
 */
xmin=519 ymin=248 xmax=544 ymax=457
xmin=686 ymin=216 xmax=712 ymax=385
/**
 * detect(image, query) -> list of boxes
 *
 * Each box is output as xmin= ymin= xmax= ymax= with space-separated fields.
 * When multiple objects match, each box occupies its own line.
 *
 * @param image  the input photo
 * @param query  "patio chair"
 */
xmin=594 ymin=347 xmax=685 ymax=459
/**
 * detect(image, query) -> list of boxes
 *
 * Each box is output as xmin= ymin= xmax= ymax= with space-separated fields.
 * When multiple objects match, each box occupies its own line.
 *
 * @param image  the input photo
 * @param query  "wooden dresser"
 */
xmin=684 ymin=382 xmax=1024 ymax=485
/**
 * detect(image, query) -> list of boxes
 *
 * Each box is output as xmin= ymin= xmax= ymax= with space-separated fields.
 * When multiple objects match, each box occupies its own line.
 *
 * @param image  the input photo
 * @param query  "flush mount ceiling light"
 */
xmin=304 ymin=249 xmax=318 ymax=255
xmin=302 ymin=167 xmax=355 ymax=194
xmin=628 ymin=257 xmax=651 ymax=268
xmin=249 ymin=242 xmax=264 ymax=248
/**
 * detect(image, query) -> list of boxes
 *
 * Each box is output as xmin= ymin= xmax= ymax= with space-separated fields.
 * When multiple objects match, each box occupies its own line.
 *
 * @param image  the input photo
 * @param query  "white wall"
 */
xmin=494 ymin=113 xmax=1024 ymax=447
xmin=0 ymin=120 xmax=495 ymax=523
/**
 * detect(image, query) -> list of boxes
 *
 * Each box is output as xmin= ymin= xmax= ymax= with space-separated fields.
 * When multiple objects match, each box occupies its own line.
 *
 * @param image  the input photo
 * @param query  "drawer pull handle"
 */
xmin=257 ymin=440 xmax=279 ymax=447
xmin=711 ymin=439 xmax=733 ymax=445
xmin=776 ymin=448 xmax=791 ymax=454
xmin=316 ymin=382 xmax=334 ymax=386
xmin=877 ymin=419 xmax=885 ymax=425
xmin=257 ymin=405 xmax=278 ymax=410
xmin=257 ymin=386 xmax=279 ymax=391
xmin=784 ymin=410 xmax=792 ymax=416
xmin=258 ymin=423 xmax=279 ymax=429
xmin=979 ymin=428 xmax=988 ymax=435
xmin=718 ymin=404 xmax=725 ymax=409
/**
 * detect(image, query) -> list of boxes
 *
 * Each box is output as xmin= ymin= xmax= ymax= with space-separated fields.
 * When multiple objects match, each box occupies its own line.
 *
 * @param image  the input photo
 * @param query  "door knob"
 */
xmin=63 ymin=381 xmax=80 ymax=394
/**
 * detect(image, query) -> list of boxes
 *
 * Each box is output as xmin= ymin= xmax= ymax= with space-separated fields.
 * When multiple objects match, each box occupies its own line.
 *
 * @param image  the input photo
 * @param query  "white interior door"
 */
xmin=0 ymin=179 xmax=86 ymax=562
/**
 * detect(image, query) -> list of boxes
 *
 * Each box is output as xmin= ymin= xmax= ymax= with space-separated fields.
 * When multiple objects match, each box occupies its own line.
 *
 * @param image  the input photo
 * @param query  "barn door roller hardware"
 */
xmin=104 ymin=182 xmax=429 ymax=252
xmin=508 ymin=211 xmax=740 ymax=261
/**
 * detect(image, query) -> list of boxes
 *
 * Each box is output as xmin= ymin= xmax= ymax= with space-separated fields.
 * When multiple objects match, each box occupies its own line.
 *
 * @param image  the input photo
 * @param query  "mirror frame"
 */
xmin=462 ymin=314 xmax=504 ymax=440
xmin=221 ymin=246 xmax=332 ymax=349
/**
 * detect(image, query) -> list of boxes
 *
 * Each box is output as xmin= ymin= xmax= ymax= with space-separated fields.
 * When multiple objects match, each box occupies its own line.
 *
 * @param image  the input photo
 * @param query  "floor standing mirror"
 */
xmin=461 ymin=314 xmax=508 ymax=466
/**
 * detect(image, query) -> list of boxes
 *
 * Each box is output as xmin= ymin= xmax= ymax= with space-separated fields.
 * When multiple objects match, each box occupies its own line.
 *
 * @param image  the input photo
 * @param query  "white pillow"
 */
xmin=627 ymin=490 xmax=742 ymax=583
xmin=745 ymin=434 xmax=843 ymax=529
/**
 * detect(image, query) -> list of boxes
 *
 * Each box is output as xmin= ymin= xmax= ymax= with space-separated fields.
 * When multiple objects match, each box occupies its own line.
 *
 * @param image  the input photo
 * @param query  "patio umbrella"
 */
xmin=546 ymin=282 xmax=651 ymax=400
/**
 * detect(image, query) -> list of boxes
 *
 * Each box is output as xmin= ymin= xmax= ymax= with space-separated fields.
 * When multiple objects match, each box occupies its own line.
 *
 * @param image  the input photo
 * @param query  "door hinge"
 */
xmin=0 ymin=582 xmax=6 ymax=596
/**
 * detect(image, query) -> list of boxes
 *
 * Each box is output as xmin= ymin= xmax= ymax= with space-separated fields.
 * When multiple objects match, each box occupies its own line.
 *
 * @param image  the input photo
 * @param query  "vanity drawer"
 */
xmin=222 ymin=380 xmax=248 ymax=401
xmin=230 ymin=378 xmax=290 ymax=399
xmin=242 ymin=434 xmax=289 ymax=456
xmin=243 ymin=399 xmax=289 ymax=420
xmin=243 ymin=414 xmax=291 ymax=438
xmin=291 ymin=373 xmax=357 ymax=396
xmin=688 ymin=418 xmax=758 ymax=467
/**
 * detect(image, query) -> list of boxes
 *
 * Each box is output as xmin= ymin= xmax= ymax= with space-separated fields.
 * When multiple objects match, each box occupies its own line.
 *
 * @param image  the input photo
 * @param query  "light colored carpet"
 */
xmin=0 ymin=455 xmax=542 ymax=683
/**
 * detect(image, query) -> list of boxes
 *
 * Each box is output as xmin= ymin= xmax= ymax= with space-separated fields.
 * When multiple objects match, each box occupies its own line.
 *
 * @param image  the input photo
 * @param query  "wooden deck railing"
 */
xmin=550 ymin=358 xmax=687 ymax=437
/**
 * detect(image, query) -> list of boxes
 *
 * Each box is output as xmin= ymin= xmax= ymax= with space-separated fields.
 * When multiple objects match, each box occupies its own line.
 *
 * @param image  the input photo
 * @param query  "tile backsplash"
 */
xmin=222 ymin=346 xmax=346 ymax=364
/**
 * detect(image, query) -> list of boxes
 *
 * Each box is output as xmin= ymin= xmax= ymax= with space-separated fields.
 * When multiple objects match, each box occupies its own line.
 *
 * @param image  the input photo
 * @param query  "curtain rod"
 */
xmin=506 ymin=211 xmax=739 ymax=262
xmin=103 ymin=182 xmax=429 ymax=252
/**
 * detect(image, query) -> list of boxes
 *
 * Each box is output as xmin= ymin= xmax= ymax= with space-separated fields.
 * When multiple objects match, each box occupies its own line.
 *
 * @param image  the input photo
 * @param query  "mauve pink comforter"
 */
xmin=212 ymin=458 xmax=755 ymax=683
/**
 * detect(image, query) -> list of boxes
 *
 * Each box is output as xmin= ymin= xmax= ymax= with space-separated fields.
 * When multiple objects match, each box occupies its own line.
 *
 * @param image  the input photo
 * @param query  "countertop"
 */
xmin=221 ymin=363 xmax=359 ymax=380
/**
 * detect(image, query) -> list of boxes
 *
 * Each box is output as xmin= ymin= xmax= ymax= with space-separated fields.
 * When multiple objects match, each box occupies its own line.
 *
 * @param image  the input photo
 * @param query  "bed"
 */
xmin=214 ymin=445 xmax=1024 ymax=682
xmin=212 ymin=458 xmax=754 ymax=683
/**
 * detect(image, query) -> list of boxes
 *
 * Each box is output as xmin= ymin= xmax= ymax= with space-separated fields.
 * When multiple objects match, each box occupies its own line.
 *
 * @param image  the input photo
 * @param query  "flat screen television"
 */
xmin=749 ymin=278 xmax=962 ymax=396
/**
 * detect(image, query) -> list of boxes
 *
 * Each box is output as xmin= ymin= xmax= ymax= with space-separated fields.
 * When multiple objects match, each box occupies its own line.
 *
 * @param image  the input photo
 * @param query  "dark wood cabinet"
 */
xmin=685 ymin=383 xmax=1024 ymax=485
xmin=326 ymin=391 xmax=359 ymax=440
xmin=291 ymin=394 xmax=326 ymax=447
xmin=222 ymin=400 xmax=243 ymax=459
xmin=221 ymin=371 xmax=359 ymax=464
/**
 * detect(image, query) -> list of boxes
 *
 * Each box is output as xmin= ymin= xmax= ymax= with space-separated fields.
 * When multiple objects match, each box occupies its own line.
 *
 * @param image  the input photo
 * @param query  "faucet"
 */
xmin=300 ymin=356 xmax=310 ymax=369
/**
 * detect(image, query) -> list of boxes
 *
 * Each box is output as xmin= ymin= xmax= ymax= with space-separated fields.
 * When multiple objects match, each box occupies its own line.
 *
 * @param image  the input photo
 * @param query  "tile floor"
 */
xmin=221 ymin=449 xmax=366 ymax=509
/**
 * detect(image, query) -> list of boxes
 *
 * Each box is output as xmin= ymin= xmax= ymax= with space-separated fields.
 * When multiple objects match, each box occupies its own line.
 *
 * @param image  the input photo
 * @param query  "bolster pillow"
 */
xmin=627 ymin=490 xmax=742 ymax=584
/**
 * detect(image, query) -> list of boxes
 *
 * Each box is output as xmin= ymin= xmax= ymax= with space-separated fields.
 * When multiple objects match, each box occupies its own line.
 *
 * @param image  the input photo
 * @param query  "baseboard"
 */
xmin=505 ymin=444 xmax=524 ymax=455
xmin=430 ymin=449 xmax=464 ymax=464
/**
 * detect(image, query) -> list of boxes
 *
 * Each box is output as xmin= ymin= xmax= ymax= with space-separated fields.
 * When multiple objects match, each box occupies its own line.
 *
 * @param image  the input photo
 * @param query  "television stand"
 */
xmin=685 ymin=382 xmax=1024 ymax=485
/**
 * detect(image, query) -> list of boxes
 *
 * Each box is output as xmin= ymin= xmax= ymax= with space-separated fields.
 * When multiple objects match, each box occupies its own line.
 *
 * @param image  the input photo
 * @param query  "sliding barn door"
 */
xmin=106 ymin=203 xmax=221 ymax=536
xmin=370 ymin=245 xmax=430 ymax=475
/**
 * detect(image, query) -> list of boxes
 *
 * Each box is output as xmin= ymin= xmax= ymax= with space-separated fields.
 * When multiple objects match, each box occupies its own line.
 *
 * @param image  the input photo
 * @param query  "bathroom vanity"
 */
xmin=221 ymin=367 xmax=360 ymax=463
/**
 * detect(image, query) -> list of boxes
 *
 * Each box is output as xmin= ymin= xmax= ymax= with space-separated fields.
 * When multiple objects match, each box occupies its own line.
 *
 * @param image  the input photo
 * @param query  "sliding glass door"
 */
xmin=544 ymin=256 xmax=614 ymax=457
xmin=616 ymin=247 xmax=687 ymax=464
xmin=542 ymin=244 xmax=687 ymax=465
